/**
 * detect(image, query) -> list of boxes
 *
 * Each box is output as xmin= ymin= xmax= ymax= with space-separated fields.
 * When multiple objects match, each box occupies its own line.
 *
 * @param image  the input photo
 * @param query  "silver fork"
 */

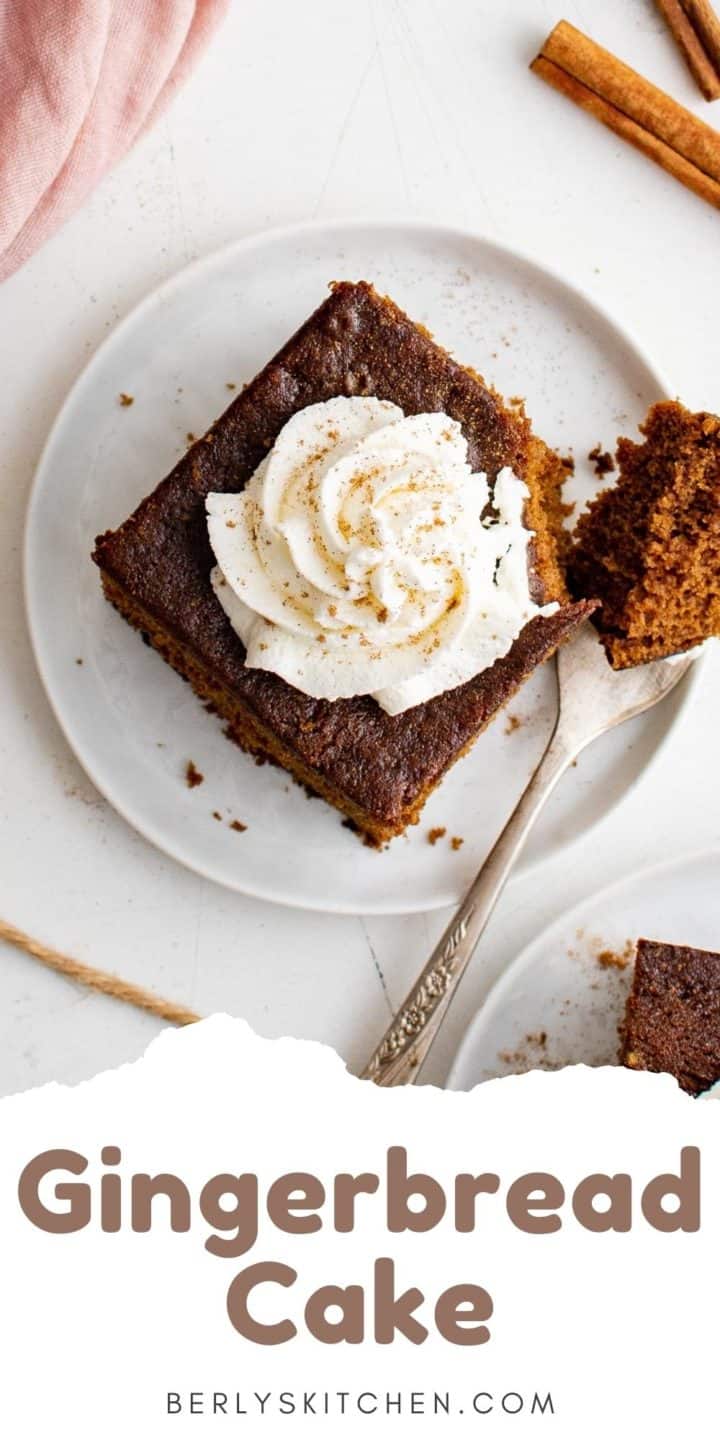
xmin=361 ymin=620 xmax=697 ymax=1087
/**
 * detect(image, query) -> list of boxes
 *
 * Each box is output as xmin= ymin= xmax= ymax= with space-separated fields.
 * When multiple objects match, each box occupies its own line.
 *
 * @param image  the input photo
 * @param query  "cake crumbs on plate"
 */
xmin=498 ymin=1031 xmax=553 ymax=1071
xmin=451 ymin=836 xmax=464 ymax=851
xmin=229 ymin=819 xmax=247 ymax=833
xmin=596 ymin=940 xmax=634 ymax=970
xmin=212 ymin=810 xmax=222 ymax=821
xmin=588 ymin=443 xmax=615 ymax=477
xmin=504 ymin=712 xmax=522 ymax=735
xmin=118 ymin=392 xmax=134 ymax=407
xmin=186 ymin=432 xmax=197 ymax=445
xmin=185 ymin=759 xmax=204 ymax=789
xmin=75 ymin=657 xmax=83 ymax=665
xmin=428 ymin=826 xmax=447 ymax=845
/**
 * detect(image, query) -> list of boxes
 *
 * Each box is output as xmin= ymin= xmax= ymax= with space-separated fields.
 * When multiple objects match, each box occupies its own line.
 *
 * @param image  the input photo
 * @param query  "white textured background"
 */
xmin=2 ymin=0 xmax=720 ymax=1093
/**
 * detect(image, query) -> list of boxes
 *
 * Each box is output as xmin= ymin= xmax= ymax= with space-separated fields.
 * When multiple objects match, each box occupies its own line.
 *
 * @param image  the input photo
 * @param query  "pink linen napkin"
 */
xmin=0 ymin=0 xmax=229 ymax=282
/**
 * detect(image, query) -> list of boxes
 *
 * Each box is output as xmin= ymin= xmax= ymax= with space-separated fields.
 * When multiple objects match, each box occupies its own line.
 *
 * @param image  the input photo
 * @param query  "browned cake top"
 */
xmin=569 ymin=401 xmax=720 ymax=667
xmin=94 ymin=281 xmax=586 ymax=825
xmin=622 ymin=938 xmax=720 ymax=1096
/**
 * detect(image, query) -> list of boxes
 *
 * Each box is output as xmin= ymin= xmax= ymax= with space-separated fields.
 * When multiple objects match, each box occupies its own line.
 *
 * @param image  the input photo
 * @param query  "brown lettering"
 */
xmin=373 ymin=1258 xmax=427 ymax=1344
xmin=334 ymin=1172 xmax=380 ymax=1231
xmin=386 ymin=1148 xmax=445 ymax=1233
xmin=304 ymin=1284 xmax=364 ymax=1343
xmin=18 ymin=1149 xmax=90 ymax=1234
xmin=200 ymin=1174 xmax=259 ymax=1258
xmin=266 ymin=1173 xmax=325 ymax=1234
xmin=435 ymin=1284 xmax=493 ymax=1345
xmin=641 ymin=1147 xmax=700 ymax=1232
xmin=131 ymin=1174 xmax=191 ymax=1232
xmin=454 ymin=1173 xmax=501 ymax=1231
xmin=506 ymin=1173 xmax=564 ymax=1233
xmin=226 ymin=1262 xmax=297 ymax=1344
xmin=572 ymin=1174 xmax=632 ymax=1232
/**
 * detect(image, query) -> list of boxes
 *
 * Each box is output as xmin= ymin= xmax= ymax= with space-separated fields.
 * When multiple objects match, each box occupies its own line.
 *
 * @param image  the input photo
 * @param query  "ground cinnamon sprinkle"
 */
xmin=185 ymin=760 xmax=204 ymax=789
xmin=428 ymin=826 xmax=447 ymax=846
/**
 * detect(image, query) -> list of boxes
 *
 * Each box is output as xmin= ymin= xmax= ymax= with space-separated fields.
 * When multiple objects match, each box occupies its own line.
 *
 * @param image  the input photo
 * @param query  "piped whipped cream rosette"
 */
xmin=206 ymin=396 xmax=557 ymax=716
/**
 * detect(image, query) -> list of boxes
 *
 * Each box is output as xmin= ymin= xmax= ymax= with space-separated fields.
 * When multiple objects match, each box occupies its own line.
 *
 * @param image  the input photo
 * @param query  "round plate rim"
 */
xmin=446 ymin=845 xmax=720 ymax=1089
xmin=22 ymin=216 xmax=702 ymax=914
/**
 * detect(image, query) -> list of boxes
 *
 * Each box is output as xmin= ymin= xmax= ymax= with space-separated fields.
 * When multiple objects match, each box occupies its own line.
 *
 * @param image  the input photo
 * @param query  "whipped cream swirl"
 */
xmin=206 ymin=396 xmax=555 ymax=715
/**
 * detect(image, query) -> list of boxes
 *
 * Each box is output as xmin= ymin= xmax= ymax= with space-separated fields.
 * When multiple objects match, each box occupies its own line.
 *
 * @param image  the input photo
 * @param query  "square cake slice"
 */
xmin=569 ymin=402 xmax=720 ymax=667
xmin=93 ymin=281 xmax=592 ymax=845
xmin=621 ymin=939 xmax=720 ymax=1095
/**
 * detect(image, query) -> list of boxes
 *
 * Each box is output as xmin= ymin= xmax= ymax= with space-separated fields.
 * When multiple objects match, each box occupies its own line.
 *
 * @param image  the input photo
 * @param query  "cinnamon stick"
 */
xmin=655 ymin=0 xmax=720 ymax=101
xmin=682 ymin=0 xmax=720 ymax=75
xmin=531 ymin=21 xmax=720 ymax=210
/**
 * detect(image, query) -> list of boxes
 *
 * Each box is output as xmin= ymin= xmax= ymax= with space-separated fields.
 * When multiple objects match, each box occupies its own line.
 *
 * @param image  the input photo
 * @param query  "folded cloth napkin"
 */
xmin=0 ymin=0 xmax=229 ymax=282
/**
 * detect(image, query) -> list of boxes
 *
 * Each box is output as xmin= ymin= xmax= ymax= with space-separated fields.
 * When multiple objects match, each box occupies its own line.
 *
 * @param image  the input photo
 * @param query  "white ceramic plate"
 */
xmin=448 ymin=850 xmax=720 ymax=1090
xmin=24 ymin=219 xmax=698 ymax=914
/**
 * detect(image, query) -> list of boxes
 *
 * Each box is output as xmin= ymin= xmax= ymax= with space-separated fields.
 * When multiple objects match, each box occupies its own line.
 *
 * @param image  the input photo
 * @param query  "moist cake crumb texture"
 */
xmin=185 ymin=760 xmax=204 ymax=789
xmin=570 ymin=402 xmax=720 ymax=667
xmin=620 ymin=938 xmax=720 ymax=1095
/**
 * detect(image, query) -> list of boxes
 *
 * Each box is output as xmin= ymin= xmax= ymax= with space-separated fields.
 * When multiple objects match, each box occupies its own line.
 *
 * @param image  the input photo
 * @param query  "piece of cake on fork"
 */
xmin=570 ymin=402 xmax=720 ymax=668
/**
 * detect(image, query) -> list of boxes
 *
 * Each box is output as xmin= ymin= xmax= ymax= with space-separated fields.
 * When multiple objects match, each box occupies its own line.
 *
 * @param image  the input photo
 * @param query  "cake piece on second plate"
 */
xmin=621 ymin=938 xmax=720 ymax=1095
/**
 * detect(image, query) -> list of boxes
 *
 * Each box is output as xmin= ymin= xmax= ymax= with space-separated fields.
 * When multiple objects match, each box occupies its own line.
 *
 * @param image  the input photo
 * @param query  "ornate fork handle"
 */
xmin=361 ymin=727 xmax=574 ymax=1086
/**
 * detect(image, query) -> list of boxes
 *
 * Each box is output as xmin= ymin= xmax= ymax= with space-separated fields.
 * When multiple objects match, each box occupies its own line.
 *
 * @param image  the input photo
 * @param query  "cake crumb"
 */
xmin=229 ymin=819 xmax=247 ymax=833
xmin=212 ymin=810 xmax=222 ymax=821
xmin=75 ymin=657 xmax=83 ymax=666
xmin=185 ymin=760 xmax=204 ymax=789
xmin=226 ymin=381 xmax=236 ymax=391
xmin=451 ymin=836 xmax=464 ymax=851
xmin=186 ymin=432 xmax=197 ymax=445
xmin=118 ymin=392 xmax=134 ymax=407
xmin=499 ymin=1031 xmax=550 ymax=1069
xmin=428 ymin=826 xmax=447 ymax=845
xmin=504 ymin=712 xmax=522 ymax=735
xmin=596 ymin=940 xmax=634 ymax=970
xmin=559 ymin=453 xmax=575 ymax=473
xmin=588 ymin=444 xmax=615 ymax=477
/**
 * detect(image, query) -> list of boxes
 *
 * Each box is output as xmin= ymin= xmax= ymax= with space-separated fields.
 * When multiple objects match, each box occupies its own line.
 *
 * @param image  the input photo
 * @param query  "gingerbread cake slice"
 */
xmin=621 ymin=939 xmax=720 ymax=1095
xmin=569 ymin=402 xmax=720 ymax=667
xmin=93 ymin=281 xmax=592 ymax=845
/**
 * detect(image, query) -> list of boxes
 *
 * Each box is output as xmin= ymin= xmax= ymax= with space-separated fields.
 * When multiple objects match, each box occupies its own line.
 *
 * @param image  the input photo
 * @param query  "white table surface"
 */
xmin=2 ymin=0 xmax=720 ymax=1097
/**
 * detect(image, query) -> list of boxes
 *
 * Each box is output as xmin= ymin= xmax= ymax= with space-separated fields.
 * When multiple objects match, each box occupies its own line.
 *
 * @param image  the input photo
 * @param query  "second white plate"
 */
xmin=24 ymin=220 xmax=698 ymax=913
xmin=448 ymin=850 xmax=720 ymax=1090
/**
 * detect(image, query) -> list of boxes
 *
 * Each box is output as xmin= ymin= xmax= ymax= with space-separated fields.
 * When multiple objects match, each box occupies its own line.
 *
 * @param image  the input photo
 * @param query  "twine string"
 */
xmin=0 ymin=919 xmax=201 ymax=1027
